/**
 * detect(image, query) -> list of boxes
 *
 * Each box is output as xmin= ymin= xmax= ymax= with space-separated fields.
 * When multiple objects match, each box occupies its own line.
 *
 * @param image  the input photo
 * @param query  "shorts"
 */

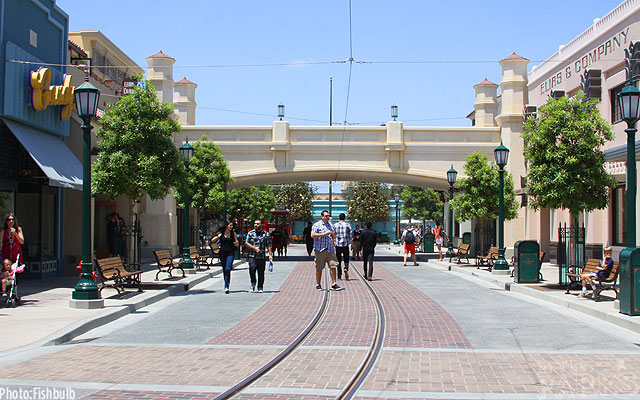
xmin=314 ymin=249 xmax=338 ymax=271
xmin=404 ymin=243 xmax=416 ymax=255
xmin=435 ymin=237 xmax=443 ymax=245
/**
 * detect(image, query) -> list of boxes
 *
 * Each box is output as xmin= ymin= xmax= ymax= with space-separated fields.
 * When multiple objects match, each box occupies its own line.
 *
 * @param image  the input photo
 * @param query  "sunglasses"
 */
xmin=7 ymin=218 xmax=14 ymax=221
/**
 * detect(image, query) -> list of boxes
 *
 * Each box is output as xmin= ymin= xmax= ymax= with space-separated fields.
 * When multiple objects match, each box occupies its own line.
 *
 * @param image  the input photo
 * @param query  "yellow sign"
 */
xmin=30 ymin=67 xmax=74 ymax=120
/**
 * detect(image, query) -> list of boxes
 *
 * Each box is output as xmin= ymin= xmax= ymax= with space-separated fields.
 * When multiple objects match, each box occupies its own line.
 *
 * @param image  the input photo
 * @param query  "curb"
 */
xmin=437 ymin=262 xmax=640 ymax=335
xmin=19 ymin=260 xmax=241 ymax=352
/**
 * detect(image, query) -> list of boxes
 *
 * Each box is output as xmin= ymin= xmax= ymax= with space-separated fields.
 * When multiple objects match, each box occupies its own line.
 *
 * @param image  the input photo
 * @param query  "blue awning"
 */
xmin=604 ymin=140 xmax=640 ymax=162
xmin=3 ymin=118 xmax=83 ymax=190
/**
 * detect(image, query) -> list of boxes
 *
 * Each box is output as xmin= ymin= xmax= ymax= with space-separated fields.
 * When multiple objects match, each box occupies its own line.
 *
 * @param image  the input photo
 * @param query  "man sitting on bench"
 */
xmin=578 ymin=246 xmax=613 ymax=298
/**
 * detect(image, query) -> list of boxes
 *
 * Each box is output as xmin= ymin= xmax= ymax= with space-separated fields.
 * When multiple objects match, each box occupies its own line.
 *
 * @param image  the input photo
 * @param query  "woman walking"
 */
xmin=0 ymin=213 xmax=24 ymax=263
xmin=212 ymin=220 xmax=239 ymax=294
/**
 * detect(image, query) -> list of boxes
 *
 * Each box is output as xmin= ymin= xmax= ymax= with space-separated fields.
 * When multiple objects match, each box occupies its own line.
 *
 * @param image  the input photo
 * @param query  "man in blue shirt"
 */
xmin=244 ymin=219 xmax=273 ymax=293
xmin=311 ymin=210 xmax=343 ymax=291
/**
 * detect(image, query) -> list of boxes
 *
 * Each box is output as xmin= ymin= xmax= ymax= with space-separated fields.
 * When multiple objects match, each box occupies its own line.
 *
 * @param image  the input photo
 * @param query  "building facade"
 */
xmin=525 ymin=0 xmax=640 ymax=258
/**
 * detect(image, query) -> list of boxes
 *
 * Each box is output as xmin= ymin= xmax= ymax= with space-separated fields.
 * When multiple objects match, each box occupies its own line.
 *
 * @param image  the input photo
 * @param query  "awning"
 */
xmin=3 ymin=118 xmax=83 ymax=190
xmin=604 ymin=140 xmax=640 ymax=162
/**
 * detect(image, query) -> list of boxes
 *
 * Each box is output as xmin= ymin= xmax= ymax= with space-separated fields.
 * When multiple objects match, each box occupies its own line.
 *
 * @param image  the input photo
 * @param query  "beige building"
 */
xmin=525 ymin=0 xmax=640 ymax=261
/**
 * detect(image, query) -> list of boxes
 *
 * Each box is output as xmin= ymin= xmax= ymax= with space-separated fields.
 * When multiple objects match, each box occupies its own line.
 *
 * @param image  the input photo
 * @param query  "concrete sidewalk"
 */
xmin=385 ymin=242 xmax=640 ymax=334
xmin=0 ymin=258 xmax=240 ymax=354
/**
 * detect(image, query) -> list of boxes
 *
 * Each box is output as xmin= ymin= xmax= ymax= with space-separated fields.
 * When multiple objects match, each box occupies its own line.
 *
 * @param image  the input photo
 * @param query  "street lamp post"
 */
xmin=445 ymin=165 xmax=457 ymax=258
xmin=391 ymin=104 xmax=398 ymax=121
xmin=394 ymin=193 xmax=400 ymax=244
xmin=493 ymin=143 xmax=510 ymax=273
xmin=617 ymin=83 xmax=639 ymax=248
xmin=179 ymin=139 xmax=195 ymax=271
xmin=71 ymin=71 xmax=103 ymax=307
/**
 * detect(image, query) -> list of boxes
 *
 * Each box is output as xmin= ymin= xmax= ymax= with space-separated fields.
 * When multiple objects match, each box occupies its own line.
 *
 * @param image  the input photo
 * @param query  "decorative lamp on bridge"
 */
xmin=179 ymin=139 xmax=195 ymax=271
xmin=278 ymin=103 xmax=285 ymax=121
xmin=391 ymin=104 xmax=398 ymax=121
xmin=445 ymin=165 xmax=457 ymax=258
xmin=71 ymin=70 xmax=103 ymax=308
xmin=493 ymin=142 xmax=510 ymax=274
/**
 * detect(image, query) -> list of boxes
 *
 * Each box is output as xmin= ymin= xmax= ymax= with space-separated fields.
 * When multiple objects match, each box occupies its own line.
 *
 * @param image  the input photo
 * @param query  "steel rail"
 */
xmin=335 ymin=262 xmax=386 ymax=400
xmin=212 ymin=266 xmax=331 ymax=400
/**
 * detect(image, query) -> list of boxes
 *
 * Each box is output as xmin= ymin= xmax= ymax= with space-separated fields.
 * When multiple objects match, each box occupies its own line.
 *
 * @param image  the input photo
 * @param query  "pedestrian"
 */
xmin=401 ymin=225 xmax=419 ymax=266
xmin=271 ymin=226 xmax=284 ymax=258
xmin=334 ymin=213 xmax=351 ymax=280
xmin=244 ymin=219 xmax=272 ymax=293
xmin=0 ymin=213 xmax=23 ymax=263
xmin=106 ymin=213 xmax=118 ymax=257
xmin=311 ymin=210 xmax=343 ymax=291
xmin=578 ymin=246 xmax=614 ymax=298
xmin=360 ymin=221 xmax=377 ymax=281
xmin=433 ymin=221 xmax=448 ymax=261
xmin=282 ymin=228 xmax=289 ymax=258
xmin=116 ymin=216 xmax=128 ymax=260
xmin=211 ymin=220 xmax=239 ymax=294
xmin=351 ymin=224 xmax=362 ymax=260
xmin=303 ymin=222 xmax=314 ymax=258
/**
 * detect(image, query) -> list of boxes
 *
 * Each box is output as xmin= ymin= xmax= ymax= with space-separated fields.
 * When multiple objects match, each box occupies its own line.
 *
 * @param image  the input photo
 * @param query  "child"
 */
xmin=1 ymin=258 xmax=12 ymax=295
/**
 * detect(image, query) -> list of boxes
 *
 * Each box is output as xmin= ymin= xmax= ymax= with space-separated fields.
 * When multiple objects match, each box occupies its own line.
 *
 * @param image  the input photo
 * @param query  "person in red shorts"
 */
xmin=401 ymin=225 xmax=419 ymax=266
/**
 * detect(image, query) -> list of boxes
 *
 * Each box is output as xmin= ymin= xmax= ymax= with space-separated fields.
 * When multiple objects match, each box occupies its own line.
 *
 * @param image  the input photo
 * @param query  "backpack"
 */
xmin=404 ymin=230 xmax=415 ymax=244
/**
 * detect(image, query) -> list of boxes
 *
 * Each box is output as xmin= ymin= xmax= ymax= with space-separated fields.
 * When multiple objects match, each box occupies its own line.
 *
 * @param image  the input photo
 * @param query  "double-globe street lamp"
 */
xmin=445 ymin=165 xmax=457 ymax=258
xmin=71 ymin=72 xmax=102 ymax=305
xmin=394 ymin=193 xmax=400 ymax=244
xmin=493 ymin=143 xmax=510 ymax=273
xmin=179 ymin=139 xmax=195 ymax=271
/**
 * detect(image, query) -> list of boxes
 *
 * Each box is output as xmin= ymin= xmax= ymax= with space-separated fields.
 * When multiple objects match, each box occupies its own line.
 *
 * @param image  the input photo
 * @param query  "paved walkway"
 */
xmin=1 ymin=244 xmax=639 ymax=399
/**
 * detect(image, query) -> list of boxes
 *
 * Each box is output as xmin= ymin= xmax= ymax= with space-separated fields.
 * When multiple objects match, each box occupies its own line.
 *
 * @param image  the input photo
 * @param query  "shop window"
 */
xmin=611 ymin=185 xmax=627 ymax=246
xmin=610 ymin=84 xmax=624 ymax=124
xmin=0 ymin=191 xmax=14 ymax=215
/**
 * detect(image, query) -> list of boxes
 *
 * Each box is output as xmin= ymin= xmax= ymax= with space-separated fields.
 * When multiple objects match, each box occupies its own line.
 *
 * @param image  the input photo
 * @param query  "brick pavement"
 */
xmin=5 ymin=251 xmax=640 ymax=399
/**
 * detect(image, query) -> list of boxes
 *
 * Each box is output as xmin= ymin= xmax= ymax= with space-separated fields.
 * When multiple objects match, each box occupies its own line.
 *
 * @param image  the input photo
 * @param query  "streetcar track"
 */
xmin=213 ymin=260 xmax=385 ymax=400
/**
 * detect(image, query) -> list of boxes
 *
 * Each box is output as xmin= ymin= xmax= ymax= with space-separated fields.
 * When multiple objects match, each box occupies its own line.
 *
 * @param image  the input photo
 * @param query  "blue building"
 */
xmin=0 ymin=0 xmax=78 ymax=277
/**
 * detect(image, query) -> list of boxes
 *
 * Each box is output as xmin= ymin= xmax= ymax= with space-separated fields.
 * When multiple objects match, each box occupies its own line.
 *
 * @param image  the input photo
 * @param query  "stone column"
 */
xmin=385 ymin=121 xmax=404 ymax=170
xmin=174 ymin=77 xmax=197 ymax=125
xmin=495 ymin=52 xmax=529 ymax=248
xmin=145 ymin=50 xmax=175 ymax=105
xmin=271 ymin=120 xmax=290 ymax=169
xmin=473 ymin=79 xmax=499 ymax=127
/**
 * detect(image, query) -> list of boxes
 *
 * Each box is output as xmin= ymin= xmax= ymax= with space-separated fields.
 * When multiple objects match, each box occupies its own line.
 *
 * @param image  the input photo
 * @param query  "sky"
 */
xmin=56 ymin=0 xmax=622 ymax=191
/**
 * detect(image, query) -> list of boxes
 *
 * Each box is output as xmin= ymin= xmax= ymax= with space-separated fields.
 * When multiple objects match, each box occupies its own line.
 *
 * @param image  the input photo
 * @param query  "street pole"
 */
xmin=446 ymin=184 xmax=454 ymax=258
xmin=71 ymin=117 xmax=101 ymax=302
xmin=625 ymin=125 xmax=637 ymax=248
xmin=179 ymin=140 xmax=195 ymax=271
xmin=493 ymin=144 xmax=509 ymax=273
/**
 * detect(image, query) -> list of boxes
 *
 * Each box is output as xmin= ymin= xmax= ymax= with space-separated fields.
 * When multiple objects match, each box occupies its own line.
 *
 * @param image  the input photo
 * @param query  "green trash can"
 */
xmin=423 ymin=232 xmax=434 ymax=253
xmin=515 ymin=240 xmax=540 ymax=283
xmin=462 ymin=232 xmax=471 ymax=245
xmin=619 ymin=248 xmax=640 ymax=316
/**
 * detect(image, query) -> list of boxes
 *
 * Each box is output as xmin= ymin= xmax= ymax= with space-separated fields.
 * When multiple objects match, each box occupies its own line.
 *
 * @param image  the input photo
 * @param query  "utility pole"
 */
xmin=329 ymin=77 xmax=333 ymax=216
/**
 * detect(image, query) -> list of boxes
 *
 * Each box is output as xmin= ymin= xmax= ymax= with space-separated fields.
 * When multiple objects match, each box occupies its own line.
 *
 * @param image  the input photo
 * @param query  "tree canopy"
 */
xmin=521 ymin=92 xmax=616 ymax=217
xmin=344 ymin=182 xmax=390 ymax=222
xmin=92 ymin=81 xmax=183 ymax=215
xmin=450 ymin=151 xmax=518 ymax=223
xmin=274 ymin=182 xmax=316 ymax=221
xmin=174 ymin=135 xmax=231 ymax=212
xmin=401 ymin=186 xmax=443 ymax=222
xmin=226 ymin=185 xmax=276 ymax=221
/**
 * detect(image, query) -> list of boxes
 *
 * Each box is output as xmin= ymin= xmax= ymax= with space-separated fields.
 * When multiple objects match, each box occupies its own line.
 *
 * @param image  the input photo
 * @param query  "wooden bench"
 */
xmin=95 ymin=257 xmax=143 ymax=295
xmin=566 ymin=258 xmax=619 ymax=301
xmin=152 ymin=249 xmax=186 ymax=281
xmin=188 ymin=245 xmax=208 ymax=270
xmin=477 ymin=246 xmax=498 ymax=268
xmin=449 ymin=243 xmax=471 ymax=264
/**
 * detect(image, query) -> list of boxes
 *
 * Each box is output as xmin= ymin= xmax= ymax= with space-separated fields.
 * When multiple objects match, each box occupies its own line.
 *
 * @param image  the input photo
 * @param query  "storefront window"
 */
xmin=41 ymin=192 xmax=55 ymax=259
xmin=0 ymin=191 xmax=14 ymax=216
xmin=18 ymin=192 xmax=40 ymax=259
xmin=611 ymin=84 xmax=624 ymax=124
xmin=612 ymin=185 xmax=627 ymax=246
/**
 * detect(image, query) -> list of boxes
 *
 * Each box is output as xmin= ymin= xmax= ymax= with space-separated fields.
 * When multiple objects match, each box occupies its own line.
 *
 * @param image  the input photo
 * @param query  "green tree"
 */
xmin=522 ymin=92 xmax=616 ymax=219
xmin=174 ymin=135 xmax=231 ymax=212
xmin=344 ymin=182 xmax=390 ymax=222
xmin=92 ymin=81 xmax=183 ymax=218
xmin=401 ymin=186 xmax=443 ymax=223
xmin=274 ymin=182 xmax=316 ymax=221
xmin=226 ymin=185 xmax=276 ymax=221
xmin=450 ymin=151 xmax=518 ymax=223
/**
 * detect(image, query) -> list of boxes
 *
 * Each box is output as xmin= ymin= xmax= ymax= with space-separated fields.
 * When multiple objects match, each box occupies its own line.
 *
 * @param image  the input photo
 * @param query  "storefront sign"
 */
xmin=30 ymin=67 xmax=74 ymax=120
xmin=538 ymin=27 xmax=630 ymax=95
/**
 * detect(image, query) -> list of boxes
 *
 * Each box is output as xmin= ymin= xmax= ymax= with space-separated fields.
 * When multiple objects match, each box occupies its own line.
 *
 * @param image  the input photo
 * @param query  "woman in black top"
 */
xmin=211 ymin=220 xmax=239 ymax=294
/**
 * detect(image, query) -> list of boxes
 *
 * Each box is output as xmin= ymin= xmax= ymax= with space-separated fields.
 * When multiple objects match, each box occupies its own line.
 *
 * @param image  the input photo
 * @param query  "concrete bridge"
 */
xmin=178 ymin=123 xmax=500 ymax=191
